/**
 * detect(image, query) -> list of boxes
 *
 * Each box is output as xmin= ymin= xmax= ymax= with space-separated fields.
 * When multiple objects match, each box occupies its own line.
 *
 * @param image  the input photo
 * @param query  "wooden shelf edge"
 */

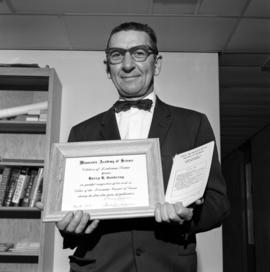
xmin=0 ymin=67 xmax=51 ymax=77
xmin=0 ymin=253 xmax=39 ymax=263
xmin=0 ymin=251 xmax=40 ymax=256
xmin=0 ymin=67 xmax=53 ymax=91
xmin=0 ymin=120 xmax=46 ymax=134
xmin=0 ymin=207 xmax=41 ymax=219
xmin=0 ymin=159 xmax=44 ymax=167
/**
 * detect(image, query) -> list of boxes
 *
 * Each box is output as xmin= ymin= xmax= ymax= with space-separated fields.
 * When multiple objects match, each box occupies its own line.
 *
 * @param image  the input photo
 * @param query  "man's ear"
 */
xmin=154 ymin=55 xmax=162 ymax=76
xmin=104 ymin=60 xmax=111 ymax=79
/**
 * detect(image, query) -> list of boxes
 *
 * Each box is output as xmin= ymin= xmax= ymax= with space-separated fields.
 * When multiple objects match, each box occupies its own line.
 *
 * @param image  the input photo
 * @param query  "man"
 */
xmin=57 ymin=22 xmax=229 ymax=272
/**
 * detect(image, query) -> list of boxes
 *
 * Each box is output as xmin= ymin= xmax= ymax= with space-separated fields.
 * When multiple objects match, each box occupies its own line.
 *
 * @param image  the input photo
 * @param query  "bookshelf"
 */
xmin=0 ymin=67 xmax=62 ymax=272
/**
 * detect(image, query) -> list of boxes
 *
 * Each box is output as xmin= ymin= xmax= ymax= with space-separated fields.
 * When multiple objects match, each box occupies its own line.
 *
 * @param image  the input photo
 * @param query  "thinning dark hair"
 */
xmin=106 ymin=22 xmax=159 ymax=54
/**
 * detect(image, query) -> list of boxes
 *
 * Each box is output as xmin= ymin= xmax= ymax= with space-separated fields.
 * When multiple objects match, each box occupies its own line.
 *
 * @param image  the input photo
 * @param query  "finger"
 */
xmin=174 ymin=202 xmax=184 ymax=216
xmin=165 ymin=202 xmax=177 ymax=221
xmin=56 ymin=212 xmax=74 ymax=231
xmin=163 ymin=203 xmax=186 ymax=223
xmin=85 ymin=219 xmax=100 ymax=234
xmin=195 ymin=198 xmax=204 ymax=205
xmin=160 ymin=203 xmax=169 ymax=222
xmin=66 ymin=210 xmax=83 ymax=233
xmin=75 ymin=213 xmax=90 ymax=234
xmin=154 ymin=203 xmax=162 ymax=222
xmin=181 ymin=208 xmax=193 ymax=221
xmin=164 ymin=203 xmax=184 ymax=224
xmin=35 ymin=201 xmax=44 ymax=210
xmin=174 ymin=203 xmax=193 ymax=221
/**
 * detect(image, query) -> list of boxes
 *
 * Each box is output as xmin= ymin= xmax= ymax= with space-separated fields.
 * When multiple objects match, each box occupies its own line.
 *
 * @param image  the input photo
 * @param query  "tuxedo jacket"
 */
xmin=62 ymin=97 xmax=230 ymax=272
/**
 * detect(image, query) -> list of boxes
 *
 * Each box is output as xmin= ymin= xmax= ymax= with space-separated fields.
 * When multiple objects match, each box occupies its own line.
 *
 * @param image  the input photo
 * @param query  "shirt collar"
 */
xmin=117 ymin=92 xmax=156 ymax=111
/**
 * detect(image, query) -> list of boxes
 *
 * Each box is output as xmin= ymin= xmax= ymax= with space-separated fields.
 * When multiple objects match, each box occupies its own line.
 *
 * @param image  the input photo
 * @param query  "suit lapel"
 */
xmin=100 ymin=107 xmax=121 ymax=140
xmin=148 ymin=97 xmax=173 ymax=146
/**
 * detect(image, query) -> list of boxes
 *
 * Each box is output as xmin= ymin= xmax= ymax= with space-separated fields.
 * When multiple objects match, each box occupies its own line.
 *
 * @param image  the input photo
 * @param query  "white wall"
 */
xmin=0 ymin=50 xmax=222 ymax=272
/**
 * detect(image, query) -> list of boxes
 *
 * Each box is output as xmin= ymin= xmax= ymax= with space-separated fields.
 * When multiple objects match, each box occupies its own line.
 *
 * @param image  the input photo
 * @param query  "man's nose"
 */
xmin=122 ymin=52 xmax=135 ymax=71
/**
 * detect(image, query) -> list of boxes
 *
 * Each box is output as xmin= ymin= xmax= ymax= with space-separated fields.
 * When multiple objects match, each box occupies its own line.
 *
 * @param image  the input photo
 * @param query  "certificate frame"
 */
xmin=43 ymin=138 xmax=164 ymax=222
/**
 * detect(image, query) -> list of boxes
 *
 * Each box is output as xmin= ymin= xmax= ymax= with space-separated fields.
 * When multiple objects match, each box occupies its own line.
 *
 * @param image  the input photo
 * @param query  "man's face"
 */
xmin=106 ymin=30 xmax=161 ymax=100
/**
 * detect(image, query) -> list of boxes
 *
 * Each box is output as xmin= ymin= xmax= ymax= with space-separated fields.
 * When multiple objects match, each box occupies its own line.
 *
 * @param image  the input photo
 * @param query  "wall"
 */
xmin=251 ymin=124 xmax=270 ymax=272
xmin=0 ymin=50 xmax=222 ymax=272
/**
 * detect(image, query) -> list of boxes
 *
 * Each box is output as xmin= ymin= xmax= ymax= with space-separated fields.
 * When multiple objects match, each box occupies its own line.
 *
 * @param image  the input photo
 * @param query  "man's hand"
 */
xmin=35 ymin=201 xmax=44 ymax=210
xmin=194 ymin=198 xmax=204 ymax=205
xmin=56 ymin=211 xmax=99 ymax=235
xmin=35 ymin=202 xmax=98 ymax=235
xmin=155 ymin=202 xmax=193 ymax=225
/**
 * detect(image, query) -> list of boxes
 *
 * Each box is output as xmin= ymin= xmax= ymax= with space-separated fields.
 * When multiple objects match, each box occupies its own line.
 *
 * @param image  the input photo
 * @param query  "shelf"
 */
xmin=0 ymin=66 xmax=62 ymax=271
xmin=0 ymin=120 xmax=46 ymax=134
xmin=0 ymin=159 xmax=44 ymax=167
xmin=0 ymin=75 xmax=49 ymax=91
xmin=0 ymin=251 xmax=39 ymax=257
xmin=0 ymin=207 xmax=41 ymax=219
xmin=0 ymin=253 xmax=39 ymax=263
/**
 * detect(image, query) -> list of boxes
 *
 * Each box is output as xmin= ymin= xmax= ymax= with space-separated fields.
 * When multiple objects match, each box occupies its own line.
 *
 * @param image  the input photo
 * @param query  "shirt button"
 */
xmin=135 ymin=248 xmax=144 ymax=256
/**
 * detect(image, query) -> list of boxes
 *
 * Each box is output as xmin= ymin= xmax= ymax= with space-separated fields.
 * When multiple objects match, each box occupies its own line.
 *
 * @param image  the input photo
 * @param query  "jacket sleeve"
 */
xmin=188 ymin=114 xmax=230 ymax=234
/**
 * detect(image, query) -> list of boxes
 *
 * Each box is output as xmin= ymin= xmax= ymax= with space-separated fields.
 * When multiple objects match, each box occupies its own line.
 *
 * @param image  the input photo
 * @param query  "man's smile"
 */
xmin=121 ymin=75 xmax=140 ymax=79
xmin=121 ymin=75 xmax=141 ymax=81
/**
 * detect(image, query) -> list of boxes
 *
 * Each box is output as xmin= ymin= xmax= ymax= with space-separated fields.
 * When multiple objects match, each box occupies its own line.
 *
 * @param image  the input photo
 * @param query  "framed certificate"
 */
xmin=43 ymin=138 xmax=164 ymax=222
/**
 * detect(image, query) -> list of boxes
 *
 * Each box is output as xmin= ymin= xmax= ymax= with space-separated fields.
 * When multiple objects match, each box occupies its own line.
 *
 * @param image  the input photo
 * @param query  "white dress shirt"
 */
xmin=115 ymin=92 xmax=156 ymax=140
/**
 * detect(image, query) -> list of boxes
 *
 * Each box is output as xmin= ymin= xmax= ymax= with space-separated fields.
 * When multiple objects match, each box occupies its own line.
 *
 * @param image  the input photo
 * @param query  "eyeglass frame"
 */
xmin=105 ymin=45 xmax=159 ymax=65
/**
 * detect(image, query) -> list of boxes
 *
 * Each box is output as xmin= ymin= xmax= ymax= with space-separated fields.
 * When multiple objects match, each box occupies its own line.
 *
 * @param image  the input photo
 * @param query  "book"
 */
xmin=3 ymin=168 xmax=21 ymax=206
xmin=39 ymin=112 xmax=48 ymax=121
xmin=11 ymin=168 xmax=30 ymax=206
xmin=0 ymin=169 xmax=3 ymax=204
xmin=29 ymin=167 xmax=44 ymax=207
xmin=0 ymin=167 xmax=12 ymax=206
xmin=25 ymin=114 xmax=40 ymax=121
xmin=27 ymin=109 xmax=41 ymax=115
xmin=35 ymin=180 xmax=43 ymax=203
xmin=0 ymin=169 xmax=3 ymax=190
xmin=21 ymin=169 xmax=38 ymax=207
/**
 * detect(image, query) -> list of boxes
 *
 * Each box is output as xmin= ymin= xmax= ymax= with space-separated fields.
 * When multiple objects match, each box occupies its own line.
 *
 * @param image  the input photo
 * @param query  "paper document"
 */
xmin=165 ymin=141 xmax=214 ymax=207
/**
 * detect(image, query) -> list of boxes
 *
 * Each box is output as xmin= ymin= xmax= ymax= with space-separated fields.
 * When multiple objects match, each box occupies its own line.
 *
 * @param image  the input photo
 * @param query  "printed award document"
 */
xmin=165 ymin=141 xmax=214 ymax=207
xmin=61 ymin=154 xmax=150 ymax=211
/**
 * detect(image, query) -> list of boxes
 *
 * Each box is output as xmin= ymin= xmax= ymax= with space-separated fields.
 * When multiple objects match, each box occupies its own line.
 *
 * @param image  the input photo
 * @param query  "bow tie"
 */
xmin=113 ymin=99 xmax=153 ymax=113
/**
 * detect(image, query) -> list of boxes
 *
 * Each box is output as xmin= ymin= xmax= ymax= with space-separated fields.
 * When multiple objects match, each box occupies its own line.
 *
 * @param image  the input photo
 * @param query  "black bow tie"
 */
xmin=113 ymin=99 xmax=153 ymax=113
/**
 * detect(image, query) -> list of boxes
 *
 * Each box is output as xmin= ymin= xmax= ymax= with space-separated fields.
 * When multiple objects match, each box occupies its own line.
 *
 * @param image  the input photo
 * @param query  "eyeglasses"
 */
xmin=105 ymin=45 xmax=158 ymax=64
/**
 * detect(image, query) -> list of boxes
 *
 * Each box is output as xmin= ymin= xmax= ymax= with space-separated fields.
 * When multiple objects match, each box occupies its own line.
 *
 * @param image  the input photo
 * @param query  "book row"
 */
xmin=0 ymin=166 xmax=43 ymax=208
